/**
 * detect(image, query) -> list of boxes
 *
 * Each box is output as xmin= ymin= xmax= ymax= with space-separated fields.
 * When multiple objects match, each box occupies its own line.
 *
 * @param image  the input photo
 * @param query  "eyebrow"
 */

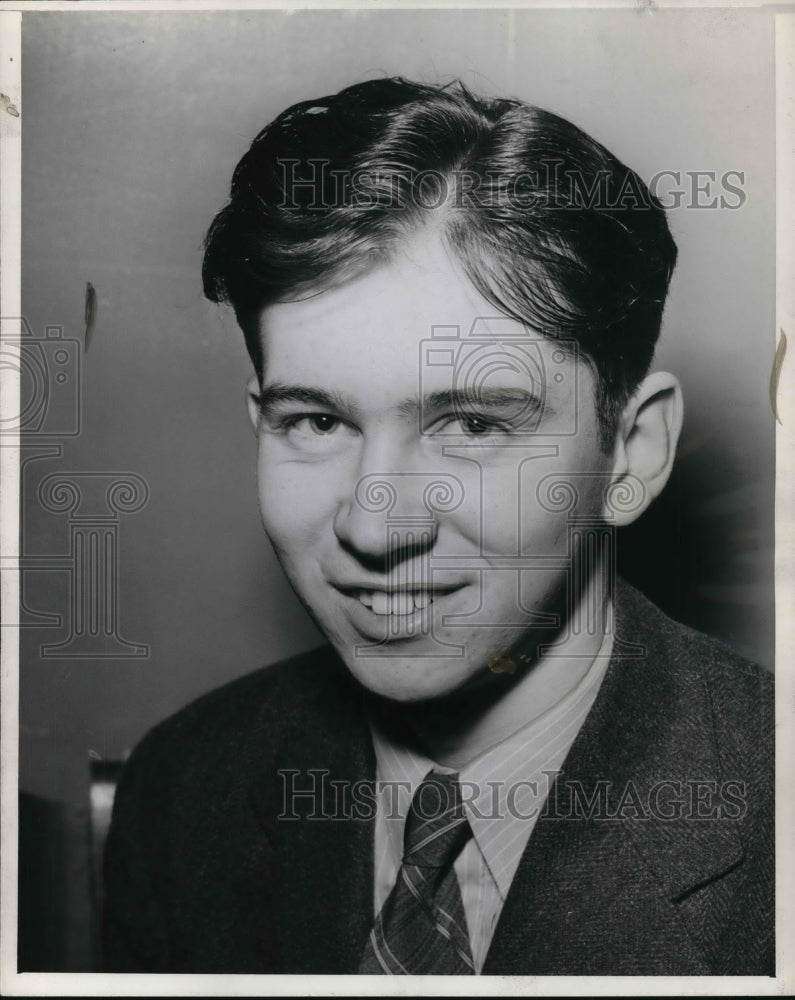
xmin=258 ymin=382 xmax=545 ymax=420
xmin=405 ymin=387 xmax=546 ymax=417
xmin=258 ymin=382 xmax=363 ymax=421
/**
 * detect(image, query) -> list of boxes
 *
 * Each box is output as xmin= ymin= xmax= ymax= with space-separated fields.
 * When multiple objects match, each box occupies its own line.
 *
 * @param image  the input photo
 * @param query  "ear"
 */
xmin=605 ymin=371 xmax=684 ymax=527
xmin=246 ymin=374 xmax=261 ymax=436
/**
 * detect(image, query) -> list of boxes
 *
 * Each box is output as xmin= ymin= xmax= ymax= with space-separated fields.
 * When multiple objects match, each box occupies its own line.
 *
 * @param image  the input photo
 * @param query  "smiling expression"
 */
xmin=251 ymin=235 xmax=618 ymax=703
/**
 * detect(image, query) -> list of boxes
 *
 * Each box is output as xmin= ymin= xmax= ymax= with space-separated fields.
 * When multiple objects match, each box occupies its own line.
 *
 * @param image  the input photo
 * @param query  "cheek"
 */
xmin=435 ymin=459 xmax=567 ymax=558
xmin=451 ymin=457 xmax=573 ymax=557
xmin=256 ymin=453 xmax=334 ymax=550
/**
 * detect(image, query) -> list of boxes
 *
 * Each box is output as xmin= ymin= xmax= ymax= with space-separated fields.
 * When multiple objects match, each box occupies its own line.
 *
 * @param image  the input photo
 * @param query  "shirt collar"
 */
xmin=370 ymin=625 xmax=614 ymax=898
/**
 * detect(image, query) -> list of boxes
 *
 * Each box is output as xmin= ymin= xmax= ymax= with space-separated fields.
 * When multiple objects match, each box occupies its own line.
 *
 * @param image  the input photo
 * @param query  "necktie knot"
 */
xmin=403 ymin=770 xmax=473 ymax=869
xmin=360 ymin=768 xmax=476 ymax=974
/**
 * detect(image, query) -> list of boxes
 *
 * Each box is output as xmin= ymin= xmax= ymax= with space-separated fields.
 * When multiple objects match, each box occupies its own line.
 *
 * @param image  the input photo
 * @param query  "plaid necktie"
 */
xmin=359 ymin=770 xmax=476 ymax=975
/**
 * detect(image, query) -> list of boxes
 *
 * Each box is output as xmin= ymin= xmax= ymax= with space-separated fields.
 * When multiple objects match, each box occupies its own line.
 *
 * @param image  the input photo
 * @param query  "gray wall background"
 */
xmin=19 ymin=8 xmax=775 ymax=808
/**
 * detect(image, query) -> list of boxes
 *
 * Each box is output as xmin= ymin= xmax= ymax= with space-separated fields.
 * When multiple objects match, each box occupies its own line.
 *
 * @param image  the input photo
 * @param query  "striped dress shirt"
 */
xmin=370 ymin=627 xmax=614 ymax=973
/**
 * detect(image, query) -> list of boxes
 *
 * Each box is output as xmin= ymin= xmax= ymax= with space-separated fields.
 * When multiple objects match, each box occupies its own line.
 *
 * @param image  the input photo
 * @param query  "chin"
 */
xmin=340 ymin=650 xmax=479 ymax=705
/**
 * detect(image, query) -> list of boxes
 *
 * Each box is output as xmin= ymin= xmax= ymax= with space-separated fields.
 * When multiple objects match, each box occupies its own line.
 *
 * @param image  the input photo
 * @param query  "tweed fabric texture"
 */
xmin=102 ymin=581 xmax=774 ymax=975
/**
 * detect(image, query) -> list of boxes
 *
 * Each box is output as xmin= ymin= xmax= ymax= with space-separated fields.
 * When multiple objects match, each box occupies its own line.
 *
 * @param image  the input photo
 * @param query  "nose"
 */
xmin=333 ymin=453 xmax=442 ymax=571
xmin=334 ymin=503 xmax=438 ymax=571
xmin=333 ymin=479 xmax=440 ymax=570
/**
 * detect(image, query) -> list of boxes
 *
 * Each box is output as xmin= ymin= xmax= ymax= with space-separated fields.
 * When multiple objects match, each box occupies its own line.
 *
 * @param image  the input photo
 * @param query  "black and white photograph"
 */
xmin=1 ymin=2 xmax=792 ymax=994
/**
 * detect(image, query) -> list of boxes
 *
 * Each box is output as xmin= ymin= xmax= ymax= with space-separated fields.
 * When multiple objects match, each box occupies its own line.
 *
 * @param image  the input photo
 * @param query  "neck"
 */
xmin=368 ymin=568 xmax=613 ymax=769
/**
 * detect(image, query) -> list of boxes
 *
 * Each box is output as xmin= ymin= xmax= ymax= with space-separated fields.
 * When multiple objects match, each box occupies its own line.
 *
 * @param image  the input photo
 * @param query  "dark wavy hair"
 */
xmin=203 ymin=77 xmax=677 ymax=448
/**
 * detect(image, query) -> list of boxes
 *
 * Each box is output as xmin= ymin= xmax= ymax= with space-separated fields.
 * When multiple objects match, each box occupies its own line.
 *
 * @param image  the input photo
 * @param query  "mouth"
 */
xmin=354 ymin=589 xmax=434 ymax=616
xmin=333 ymin=583 xmax=466 ymax=619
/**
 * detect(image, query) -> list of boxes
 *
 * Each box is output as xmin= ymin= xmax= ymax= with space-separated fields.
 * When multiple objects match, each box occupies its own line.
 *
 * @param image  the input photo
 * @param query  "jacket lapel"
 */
xmin=248 ymin=655 xmax=376 ymax=973
xmin=242 ymin=584 xmax=746 ymax=975
xmin=483 ymin=582 xmax=744 ymax=974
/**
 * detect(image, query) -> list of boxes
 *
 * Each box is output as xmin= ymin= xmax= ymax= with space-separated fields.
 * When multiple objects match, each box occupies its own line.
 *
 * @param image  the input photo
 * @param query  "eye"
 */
xmin=278 ymin=412 xmax=343 ymax=436
xmin=273 ymin=411 xmax=359 ymax=454
xmin=458 ymin=414 xmax=495 ymax=436
xmin=304 ymin=414 xmax=339 ymax=435
xmin=431 ymin=412 xmax=510 ymax=438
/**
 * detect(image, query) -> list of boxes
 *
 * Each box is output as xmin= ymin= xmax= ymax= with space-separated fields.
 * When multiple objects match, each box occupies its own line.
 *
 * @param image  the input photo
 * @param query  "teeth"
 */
xmin=360 ymin=591 xmax=434 ymax=615
xmin=372 ymin=592 xmax=390 ymax=616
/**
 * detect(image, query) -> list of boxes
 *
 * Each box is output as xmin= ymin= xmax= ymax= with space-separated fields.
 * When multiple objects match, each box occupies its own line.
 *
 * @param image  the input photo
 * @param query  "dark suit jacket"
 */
xmin=102 ymin=582 xmax=774 ymax=975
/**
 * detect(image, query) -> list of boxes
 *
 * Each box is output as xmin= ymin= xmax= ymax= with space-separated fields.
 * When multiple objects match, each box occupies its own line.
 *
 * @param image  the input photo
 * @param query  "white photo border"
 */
xmin=1 ymin=2 xmax=792 ymax=995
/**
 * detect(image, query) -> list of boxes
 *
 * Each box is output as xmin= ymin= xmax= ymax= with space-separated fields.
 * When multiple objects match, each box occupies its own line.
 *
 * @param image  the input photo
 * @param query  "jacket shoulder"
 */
xmin=617 ymin=580 xmax=772 ymax=698
xmin=615 ymin=580 xmax=773 ymax=805
xmin=133 ymin=644 xmax=342 ymax=761
xmin=109 ymin=643 xmax=355 ymax=854
xmin=102 ymin=644 xmax=351 ymax=971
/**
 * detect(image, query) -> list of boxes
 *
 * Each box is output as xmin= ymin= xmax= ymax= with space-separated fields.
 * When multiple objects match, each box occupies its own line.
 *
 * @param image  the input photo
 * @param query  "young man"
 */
xmin=102 ymin=78 xmax=773 ymax=976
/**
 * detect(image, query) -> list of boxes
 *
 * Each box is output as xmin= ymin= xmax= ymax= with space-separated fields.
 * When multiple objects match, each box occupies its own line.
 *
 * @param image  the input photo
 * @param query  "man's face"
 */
xmin=252 ymin=235 xmax=617 ymax=703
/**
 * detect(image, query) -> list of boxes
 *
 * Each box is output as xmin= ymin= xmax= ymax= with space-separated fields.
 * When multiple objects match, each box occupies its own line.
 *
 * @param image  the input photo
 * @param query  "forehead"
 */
xmin=257 ymin=234 xmax=590 ymax=409
xmin=260 ymin=236 xmax=488 ymax=351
